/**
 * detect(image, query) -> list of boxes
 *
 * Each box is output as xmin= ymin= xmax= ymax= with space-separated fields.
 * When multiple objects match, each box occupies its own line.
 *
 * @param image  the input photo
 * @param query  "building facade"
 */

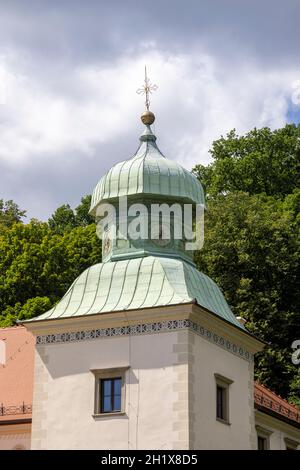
xmin=11 ymin=109 xmax=300 ymax=450
xmin=0 ymin=326 xmax=34 ymax=450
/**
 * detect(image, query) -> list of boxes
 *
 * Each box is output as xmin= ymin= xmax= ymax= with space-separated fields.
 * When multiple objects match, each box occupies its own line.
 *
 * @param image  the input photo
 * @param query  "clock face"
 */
xmin=151 ymin=222 xmax=171 ymax=247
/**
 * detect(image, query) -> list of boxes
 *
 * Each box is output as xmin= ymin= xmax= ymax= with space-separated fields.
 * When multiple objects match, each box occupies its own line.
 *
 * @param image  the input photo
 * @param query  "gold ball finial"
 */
xmin=137 ymin=66 xmax=158 ymax=126
xmin=141 ymin=110 xmax=155 ymax=125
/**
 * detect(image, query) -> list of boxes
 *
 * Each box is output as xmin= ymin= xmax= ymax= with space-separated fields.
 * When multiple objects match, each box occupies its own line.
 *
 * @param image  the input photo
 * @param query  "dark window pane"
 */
xmin=258 ymin=436 xmax=267 ymax=450
xmin=216 ymin=385 xmax=224 ymax=420
xmin=100 ymin=377 xmax=122 ymax=413
xmin=114 ymin=378 xmax=122 ymax=395
xmin=102 ymin=396 xmax=112 ymax=413
xmin=114 ymin=394 xmax=121 ymax=411
xmin=103 ymin=379 xmax=112 ymax=396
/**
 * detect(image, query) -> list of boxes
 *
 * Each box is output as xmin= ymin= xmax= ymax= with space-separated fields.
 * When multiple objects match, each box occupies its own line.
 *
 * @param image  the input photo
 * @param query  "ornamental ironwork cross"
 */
xmin=136 ymin=66 xmax=158 ymax=110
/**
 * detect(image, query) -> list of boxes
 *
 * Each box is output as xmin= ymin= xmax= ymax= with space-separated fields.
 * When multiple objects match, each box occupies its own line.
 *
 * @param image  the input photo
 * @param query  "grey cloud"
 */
xmin=0 ymin=129 xmax=141 ymax=220
xmin=0 ymin=1 xmax=300 ymax=68
xmin=0 ymin=0 xmax=299 ymax=220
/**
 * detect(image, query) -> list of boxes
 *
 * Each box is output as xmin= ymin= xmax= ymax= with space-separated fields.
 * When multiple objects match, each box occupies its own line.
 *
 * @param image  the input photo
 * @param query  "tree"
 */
xmin=0 ymin=297 xmax=53 ymax=326
xmin=0 ymin=199 xmax=26 ymax=228
xmin=0 ymin=220 xmax=102 ymax=326
xmin=195 ymin=190 xmax=300 ymax=401
xmin=193 ymin=124 xmax=300 ymax=198
xmin=75 ymin=195 xmax=94 ymax=226
xmin=48 ymin=196 xmax=94 ymax=232
xmin=48 ymin=204 xmax=77 ymax=233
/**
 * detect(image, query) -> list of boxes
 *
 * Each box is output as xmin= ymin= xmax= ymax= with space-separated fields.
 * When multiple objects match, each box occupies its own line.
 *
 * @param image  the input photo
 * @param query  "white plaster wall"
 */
xmin=0 ymin=433 xmax=31 ymax=450
xmin=32 ymin=331 xmax=183 ymax=450
xmin=269 ymin=430 xmax=289 ymax=450
xmin=192 ymin=333 xmax=254 ymax=449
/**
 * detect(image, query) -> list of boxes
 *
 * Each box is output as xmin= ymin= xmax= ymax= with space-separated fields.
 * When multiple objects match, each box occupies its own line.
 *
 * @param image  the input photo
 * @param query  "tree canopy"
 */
xmin=193 ymin=124 xmax=300 ymax=198
xmin=0 ymin=199 xmax=26 ymax=229
xmin=193 ymin=123 xmax=300 ymax=405
xmin=0 ymin=197 xmax=101 ymax=326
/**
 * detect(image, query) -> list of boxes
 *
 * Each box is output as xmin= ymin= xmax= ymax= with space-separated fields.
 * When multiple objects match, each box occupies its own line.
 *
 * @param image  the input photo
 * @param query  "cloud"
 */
xmin=0 ymin=1 xmax=299 ymax=219
xmin=0 ymin=48 xmax=298 ymax=164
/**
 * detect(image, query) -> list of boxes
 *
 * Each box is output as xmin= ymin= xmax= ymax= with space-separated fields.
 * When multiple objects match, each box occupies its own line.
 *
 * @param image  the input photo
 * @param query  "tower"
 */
xmin=22 ymin=72 xmax=263 ymax=449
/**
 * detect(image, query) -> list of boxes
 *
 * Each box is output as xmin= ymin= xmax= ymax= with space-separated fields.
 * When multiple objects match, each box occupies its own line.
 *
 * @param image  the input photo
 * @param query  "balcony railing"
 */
xmin=0 ymin=403 xmax=32 ymax=416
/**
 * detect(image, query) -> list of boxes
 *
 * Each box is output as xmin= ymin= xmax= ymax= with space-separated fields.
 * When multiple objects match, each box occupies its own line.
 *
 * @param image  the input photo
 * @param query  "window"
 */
xmin=101 ymin=377 xmax=122 ymax=413
xmin=256 ymin=426 xmax=272 ymax=450
xmin=284 ymin=437 xmax=299 ymax=450
xmin=257 ymin=435 xmax=268 ymax=450
xmin=214 ymin=373 xmax=233 ymax=424
xmin=216 ymin=385 xmax=226 ymax=421
xmin=91 ymin=367 xmax=128 ymax=417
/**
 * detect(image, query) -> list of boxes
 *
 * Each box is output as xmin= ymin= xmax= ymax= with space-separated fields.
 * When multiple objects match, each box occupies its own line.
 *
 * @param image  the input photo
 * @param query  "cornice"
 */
xmin=23 ymin=303 xmax=264 ymax=362
xmin=255 ymin=409 xmax=300 ymax=435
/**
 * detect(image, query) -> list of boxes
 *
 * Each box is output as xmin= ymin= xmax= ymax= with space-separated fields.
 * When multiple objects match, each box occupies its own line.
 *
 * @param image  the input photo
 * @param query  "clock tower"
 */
xmin=22 ymin=72 xmax=263 ymax=450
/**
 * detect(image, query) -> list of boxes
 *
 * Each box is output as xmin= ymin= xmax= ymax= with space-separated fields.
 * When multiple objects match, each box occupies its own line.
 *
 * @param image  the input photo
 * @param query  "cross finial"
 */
xmin=136 ymin=66 xmax=158 ymax=111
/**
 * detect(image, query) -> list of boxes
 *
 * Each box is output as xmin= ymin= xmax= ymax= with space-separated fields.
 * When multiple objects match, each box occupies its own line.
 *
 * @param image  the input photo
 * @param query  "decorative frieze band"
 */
xmin=36 ymin=319 xmax=254 ymax=362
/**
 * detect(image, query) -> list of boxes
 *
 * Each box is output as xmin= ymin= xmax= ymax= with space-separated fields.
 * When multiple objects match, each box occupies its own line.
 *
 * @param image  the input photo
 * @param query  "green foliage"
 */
xmin=48 ymin=195 xmax=93 ymax=233
xmin=0 ymin=297 xmax=53 ymax=326
xmin=48 ymin=204 xmax=76 ymax=233
xmin=75 ymin=195 xmax=94 ymax=226
xmin=193 ymin=124 xmax=300 ymax=197
xmin=0 ymin=199 xmax=26 ymax=229
xmin=0 ymin=220 xmax=102 ymax=327
xmin=195 ymin=191 xmax=299 ymax=400
xmin=193 ymin=125 xmax=300 ymax=403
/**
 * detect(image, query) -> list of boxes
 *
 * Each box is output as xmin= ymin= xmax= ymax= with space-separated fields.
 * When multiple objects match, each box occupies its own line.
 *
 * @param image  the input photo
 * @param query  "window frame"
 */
xmin=91 ymin=367 xmax=129 ymax=417
xmin=284 ymin=437 xmax=299 ymax=450
xmin=214 ymin=373 xmax=233 ymax=425
xmin=100 ymin=376 xmax=122 ymax=414
xmin=257 ymin=435 xmax=268 ymax=451
xmin=256 ymin=425 xmax=272 ymax=450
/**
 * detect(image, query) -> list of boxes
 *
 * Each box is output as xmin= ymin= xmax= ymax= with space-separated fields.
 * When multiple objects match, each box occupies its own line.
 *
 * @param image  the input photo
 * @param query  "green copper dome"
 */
xmin=90 ymin=125 xmax=205 ymax=216
xmin=26 ymin=256 xmax=242 ymax=329
xmin=22 ymin=113 xmax=243 ymax=331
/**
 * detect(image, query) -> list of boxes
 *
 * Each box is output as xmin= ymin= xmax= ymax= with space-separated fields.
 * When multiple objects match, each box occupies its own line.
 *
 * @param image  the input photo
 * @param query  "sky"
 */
xmin=0 ymin=0 xmax=300 ymax=220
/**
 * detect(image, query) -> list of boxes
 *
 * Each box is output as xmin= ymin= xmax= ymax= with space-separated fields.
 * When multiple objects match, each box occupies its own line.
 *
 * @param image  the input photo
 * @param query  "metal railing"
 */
xmin=0 ymin=402 xmax=32 ymax=416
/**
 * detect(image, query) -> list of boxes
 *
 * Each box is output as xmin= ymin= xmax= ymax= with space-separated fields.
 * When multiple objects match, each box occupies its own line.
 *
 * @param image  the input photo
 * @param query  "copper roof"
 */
xmin=0 ymin=326 xmax=34 ymax=422
xmin=254 ymin=382 xmax=300 ymax=426
xmin=90 ymin=125 xmax=205 ymax=216
xmin=23 ymin=256 xmax=243 ymax=329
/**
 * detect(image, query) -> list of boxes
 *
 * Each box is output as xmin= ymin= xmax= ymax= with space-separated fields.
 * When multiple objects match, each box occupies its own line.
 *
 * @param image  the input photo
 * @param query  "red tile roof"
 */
xmin=0 ymin=326 xmax=35 ymax=422
xmin=254 ymin=382 xmax=300 ymax=426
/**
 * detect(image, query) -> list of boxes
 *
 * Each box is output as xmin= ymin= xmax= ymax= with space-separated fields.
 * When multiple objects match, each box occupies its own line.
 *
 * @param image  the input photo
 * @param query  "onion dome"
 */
xmin=90 ymin=124 xmax=204 ymax=216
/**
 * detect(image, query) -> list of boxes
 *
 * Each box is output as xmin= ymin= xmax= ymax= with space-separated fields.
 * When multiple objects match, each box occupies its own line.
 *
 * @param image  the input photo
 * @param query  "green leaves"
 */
xmin=0 ymin=297 xmax=53 ymax=326
xmin=193 ymin=124 xmax=300 ymax=198
xmin=0 ymin=220 xmax=102 ymax=327
xmin=195 ymin=191 xmax=299 ymax=400
xmin=48 ymin=195 xmax=93 ymax=233
xmin=193 ymin=123 xmax=300 ymax=403
xmin=0 ymin=199 xmax=26 ymax=230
